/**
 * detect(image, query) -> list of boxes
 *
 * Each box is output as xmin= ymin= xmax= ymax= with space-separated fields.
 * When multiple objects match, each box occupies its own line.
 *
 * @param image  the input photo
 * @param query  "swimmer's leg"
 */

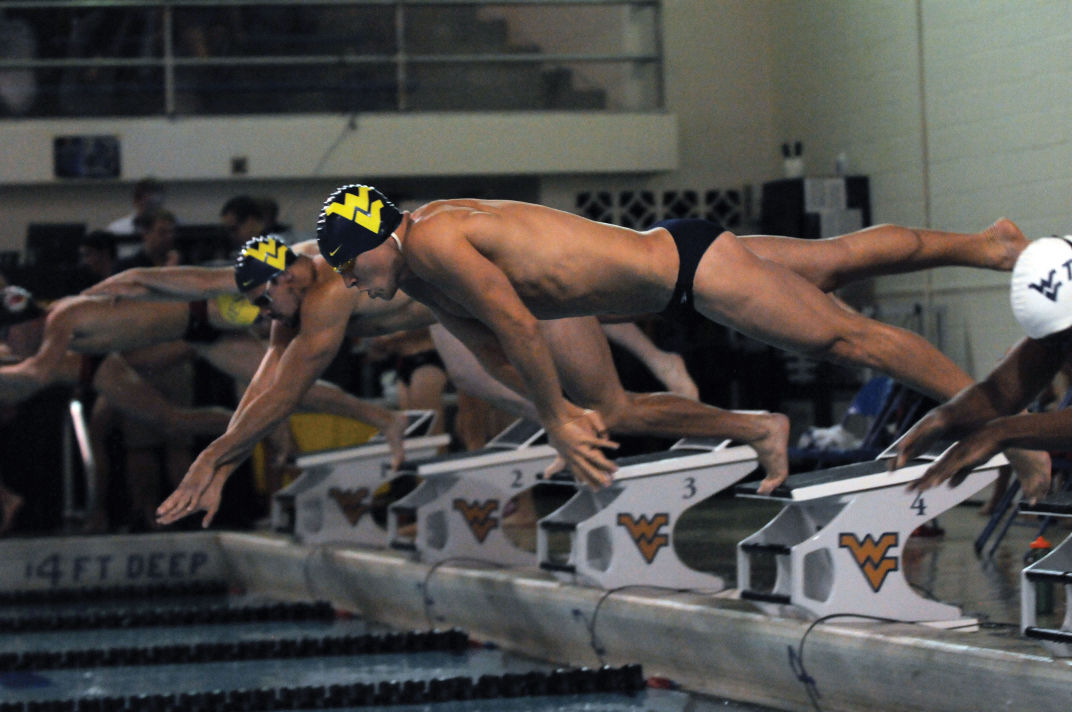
xmin=429 ymin=324 xmax=538 ymax=421
xmin=692 ymin=231 xmax=1051 ymax=497
xmin=740 ymin=218 xmax=1027 ymax=291
xmin=94 ymin=354 xmax=233 ymax=436
xmin=600 ymin=321 xmax=699 ymax=399
xmin=397 ymin=361 xmax=449 ymax=437
xmin=542 ymin=318 xmax=790 ymax=488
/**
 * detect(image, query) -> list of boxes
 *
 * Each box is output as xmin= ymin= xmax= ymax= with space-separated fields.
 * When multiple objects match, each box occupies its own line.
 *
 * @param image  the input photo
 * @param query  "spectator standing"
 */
xmin=107 ymin=177 xmax=166 ymax=236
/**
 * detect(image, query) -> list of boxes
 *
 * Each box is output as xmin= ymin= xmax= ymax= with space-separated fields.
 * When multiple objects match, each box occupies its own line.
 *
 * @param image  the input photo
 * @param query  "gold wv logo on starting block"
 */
xmin=616 ymin=512 xmax=670 ymax=564
xmin=328 ymin=487 xmax=372 ymax=526
xmin=839 ymin=532 xmax=899 ymax=592
xmin=453 ymin=498 xmax=500 ymax=543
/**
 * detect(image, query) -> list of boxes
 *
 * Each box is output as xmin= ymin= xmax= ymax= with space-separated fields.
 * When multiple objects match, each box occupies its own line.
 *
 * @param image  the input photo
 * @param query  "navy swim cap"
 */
xmin=317 ymin=184 xmax=403 ymax=271
xmin=234 ymin=234 xmax=296 ymax=291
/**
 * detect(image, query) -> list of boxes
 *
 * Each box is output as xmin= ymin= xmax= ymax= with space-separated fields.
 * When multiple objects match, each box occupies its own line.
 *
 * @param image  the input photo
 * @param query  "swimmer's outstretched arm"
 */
xmin=82 ymin=266 xmax=236 ymax=300
xmin=895 ymin=336 xmax=1061 ymax=500
xmin=157 ymin=288 xmax=351 ymax=527
xmin=194 ymin=332 xmax=407 ymax=469
xmin=405 ymin=222 xmax=617 ymax=488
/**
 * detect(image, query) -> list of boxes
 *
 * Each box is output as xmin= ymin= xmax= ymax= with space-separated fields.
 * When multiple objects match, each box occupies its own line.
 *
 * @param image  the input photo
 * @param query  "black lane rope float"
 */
xmin=0 ymin=600 xmax=334 ymax=633
xmin=0 ymin=663 xmax=645 ymax=712
xmin=0 ymin=582 xmax=230 ymax=607
xmin=0 ymin=628 xmax=470 ymax=672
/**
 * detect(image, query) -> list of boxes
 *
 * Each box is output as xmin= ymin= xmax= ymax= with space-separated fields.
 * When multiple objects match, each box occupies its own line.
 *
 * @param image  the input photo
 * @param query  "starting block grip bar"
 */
xmin=1019 ymin=490 xmax=1072 ymax=656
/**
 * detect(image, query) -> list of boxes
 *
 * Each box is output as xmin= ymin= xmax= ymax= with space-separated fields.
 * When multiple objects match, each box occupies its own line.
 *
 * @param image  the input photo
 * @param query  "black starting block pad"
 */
xmin=537 ymin=438 xmax=758 ymax=591
xmin=1020 ymin=492 xmax=1072 ymax=657
xmin=271 ymin=411 xmax=450 ymax=546
xmin=735 ymin=438 xmax=1005 ymax=625
xmin=387 ymin=419 xmax=563 ymax=567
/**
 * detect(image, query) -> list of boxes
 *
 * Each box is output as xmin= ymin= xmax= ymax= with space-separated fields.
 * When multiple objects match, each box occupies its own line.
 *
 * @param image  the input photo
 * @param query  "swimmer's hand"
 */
xmin=890 ymin=410 xmax=948 ymax=473
xmin=545 ymin=409 xmax=618 ymax=489
xmin=896 ymin=414 xmax=1051 ymax=505
xmin=905 ymin=431 xmax=999 ymax=494
xmin=156 ymin=456 xmax=228 ymax=528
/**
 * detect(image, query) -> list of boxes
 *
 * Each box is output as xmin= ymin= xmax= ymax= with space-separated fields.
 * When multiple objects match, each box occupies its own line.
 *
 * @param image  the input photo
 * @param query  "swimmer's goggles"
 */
xmin=332 ymin=257 xmax=356 ymax=275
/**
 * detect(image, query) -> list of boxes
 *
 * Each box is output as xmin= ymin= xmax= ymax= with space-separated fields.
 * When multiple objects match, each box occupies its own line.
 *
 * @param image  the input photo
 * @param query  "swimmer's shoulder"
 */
xmin=291 ymin=239 xmax=319 ymax=257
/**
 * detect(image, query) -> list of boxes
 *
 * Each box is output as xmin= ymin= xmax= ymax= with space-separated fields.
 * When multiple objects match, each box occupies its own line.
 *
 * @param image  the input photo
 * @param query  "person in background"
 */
xmin=107 ymin=177 xmax=166 ymax=236
xmin=366 ymin=327 xmax=449 ymax=441
xmin=76 ymin=230 xmax=118 ymax=286
xmin=256 ymin=196 xmax=301 ymax=244
xmin=220 ymin=195 xmax=269 ymax=256
xmin=114 ymin=206 xmax=180 ymax=271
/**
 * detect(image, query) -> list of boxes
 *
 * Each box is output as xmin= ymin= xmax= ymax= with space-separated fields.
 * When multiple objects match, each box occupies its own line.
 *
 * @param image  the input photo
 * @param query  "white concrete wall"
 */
xmin=0 ymin=112 xmax=676 ymax=243
xmin=541 ymin=0 xmax=781 ymax=211
xmin=766 ymin=0 xmax=1072 ymax=377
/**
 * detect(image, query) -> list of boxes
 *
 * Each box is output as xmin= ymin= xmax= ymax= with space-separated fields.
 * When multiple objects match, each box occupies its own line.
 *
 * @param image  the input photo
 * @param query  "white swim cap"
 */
xmin=1010 ymin=236 xmax=1072 ymax=339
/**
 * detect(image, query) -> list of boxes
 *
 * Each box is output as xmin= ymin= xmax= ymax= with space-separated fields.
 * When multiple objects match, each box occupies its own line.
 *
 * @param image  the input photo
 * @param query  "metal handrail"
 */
xmin=0 ymin=0 xmax=659 ymax=7
xmin=0 ymin=0 xmax=663 ymax=115
xmin=0 ymin=53 xmax=660 ymax=70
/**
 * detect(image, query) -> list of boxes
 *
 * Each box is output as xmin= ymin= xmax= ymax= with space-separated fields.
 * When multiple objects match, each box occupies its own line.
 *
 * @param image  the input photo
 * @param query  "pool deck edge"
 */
xmin=217 ymin=531 xmax=1072 ymax=712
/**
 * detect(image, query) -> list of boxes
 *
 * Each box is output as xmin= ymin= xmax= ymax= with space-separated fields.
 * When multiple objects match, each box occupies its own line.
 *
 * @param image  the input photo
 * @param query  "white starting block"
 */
xmin=736 ymin=438 xmax=1005 ymax=625
xmin=537 ymin=438 xmax=758 ymax=591
xmin=1020 ymin=492 xmax=1072 ymax=657
xmin=387 ymin=419 xmax=566 ymax=567
xmin=271 ymin=410 xmax=450 ymax=546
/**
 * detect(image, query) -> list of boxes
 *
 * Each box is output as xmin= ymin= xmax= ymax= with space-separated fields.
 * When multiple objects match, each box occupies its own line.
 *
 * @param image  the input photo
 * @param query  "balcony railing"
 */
xmin=0 ymin=0 xmax=663 ymax=118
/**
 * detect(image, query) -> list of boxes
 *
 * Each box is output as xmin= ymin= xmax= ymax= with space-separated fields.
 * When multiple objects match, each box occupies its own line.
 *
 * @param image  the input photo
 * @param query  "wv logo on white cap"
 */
xmin=1028 ymin=258 xmax=1072 ymax=302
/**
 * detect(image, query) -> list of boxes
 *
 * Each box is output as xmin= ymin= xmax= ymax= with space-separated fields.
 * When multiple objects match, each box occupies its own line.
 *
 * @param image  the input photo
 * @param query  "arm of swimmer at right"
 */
xmin=82 ymin=266 xmax=237 ymax=300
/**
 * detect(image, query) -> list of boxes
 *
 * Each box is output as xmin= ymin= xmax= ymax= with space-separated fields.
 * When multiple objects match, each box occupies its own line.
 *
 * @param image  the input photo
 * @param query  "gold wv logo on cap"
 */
xmin=325 ymin=186 xmax=384 ymax=234
xmin=244 ymin=237 xmax=290 ymax=271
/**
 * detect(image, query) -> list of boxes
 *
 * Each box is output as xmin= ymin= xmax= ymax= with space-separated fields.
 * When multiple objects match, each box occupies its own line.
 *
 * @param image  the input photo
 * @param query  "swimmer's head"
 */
xmin=316 ymin=184 xmax=403 ymax=273
xmin=234 ymin=234 xmax=296 ymax=292
xmin=0 ymin=286 xmax=43 ymax=329
xmin=1010 ymin=236 xmax=1072 ymax=339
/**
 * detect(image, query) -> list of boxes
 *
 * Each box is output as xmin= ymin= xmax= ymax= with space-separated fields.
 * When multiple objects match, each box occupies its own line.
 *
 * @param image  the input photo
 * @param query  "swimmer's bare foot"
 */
xmin=750 ymin=412 xmax=791 ymax=495
xmin=1005 ymin=447 xmax=1051 ymax=505
xmin=0 ymin=487 xmax=24 ymax=535
xmin=981 ymin=218 xmax=1028 ymax=271
xmin=652 ymin=351 xmax=699 ymax=400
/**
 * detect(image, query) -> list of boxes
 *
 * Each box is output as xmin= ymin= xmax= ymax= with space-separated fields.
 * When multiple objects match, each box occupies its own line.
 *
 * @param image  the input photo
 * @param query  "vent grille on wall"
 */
xmin=576 ymin=188 xmax=749 ymax=228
